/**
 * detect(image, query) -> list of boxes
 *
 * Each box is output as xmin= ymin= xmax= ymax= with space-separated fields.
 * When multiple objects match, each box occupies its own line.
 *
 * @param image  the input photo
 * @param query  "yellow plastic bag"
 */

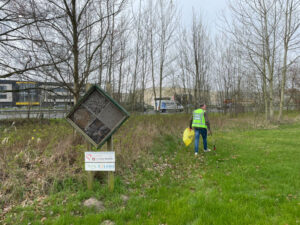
xmin=183 ymin=128 xmax=194 ymax=147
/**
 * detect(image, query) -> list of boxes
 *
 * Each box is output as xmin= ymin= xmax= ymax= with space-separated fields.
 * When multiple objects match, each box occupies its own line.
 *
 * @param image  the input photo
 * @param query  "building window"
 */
xmin=17 ymin=82 xmax=38 ymax=102
xmin=0 ymin=94 xmax=7 ymax=99
xmin=54 ymin=87 xmax=68 ymax=92
xmin=0 ymin=86 xmax=7 ymax=91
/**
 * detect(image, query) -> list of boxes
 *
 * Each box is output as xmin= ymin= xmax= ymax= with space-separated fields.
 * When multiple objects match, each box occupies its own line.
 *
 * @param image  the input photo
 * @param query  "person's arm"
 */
xmin=204 ymin=112 xmax=211 ymax=133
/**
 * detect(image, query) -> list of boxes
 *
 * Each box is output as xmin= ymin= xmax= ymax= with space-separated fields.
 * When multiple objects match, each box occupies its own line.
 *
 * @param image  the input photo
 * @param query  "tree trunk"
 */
xmin=278 ymin=47 xmax=288 ymax=121
xmin=71 ymin=0 xmax=79 ymax=104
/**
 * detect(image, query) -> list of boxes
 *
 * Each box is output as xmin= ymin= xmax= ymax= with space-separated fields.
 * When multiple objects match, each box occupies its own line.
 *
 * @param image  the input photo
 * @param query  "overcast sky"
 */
xmin=179 ymin=0 xmax=228 ymax=35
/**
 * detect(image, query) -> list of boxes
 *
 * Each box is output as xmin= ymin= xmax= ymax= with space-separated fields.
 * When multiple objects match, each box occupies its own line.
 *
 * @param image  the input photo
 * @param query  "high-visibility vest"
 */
xmin=192 ymin=109 xmax=207 ymax=128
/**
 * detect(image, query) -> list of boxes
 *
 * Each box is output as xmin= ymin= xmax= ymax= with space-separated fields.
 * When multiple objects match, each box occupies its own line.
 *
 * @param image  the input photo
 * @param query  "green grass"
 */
xmin=3 ymin=121 xmax=300 ymax=225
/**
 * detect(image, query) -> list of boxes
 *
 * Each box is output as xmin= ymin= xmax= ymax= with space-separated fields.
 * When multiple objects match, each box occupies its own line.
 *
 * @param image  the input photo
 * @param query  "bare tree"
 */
xmin=177 ymin=12 xmax=211 ymax=109
xmin=129 ymin=0 xmax=143 ymax=110
xmin=126 ymin=0 xmax=177 ymax=112
xmin=227 ymin=0 xmax=282 ymax=121
xmin=0 ymin=0 xmax=65 ymax=78
xmin=278 ymin=0 xmax=300 ymax=120
xmin=213 ymin=33 xmax=252 ymax=115
xmin=177 ymin=28 xmax=191 ymax=111
xmin=145 ymin=0 xmax=158 ymax=108
xmin=190 ymin=13 xmax=211 ymax=106
xmin=139 ymin=13 xmax=151 ymax=111
xmin=285 ymin=63 xmax=300 ymax=109
xmin=11 ymin=0 xmax=126 ymax=104
xmin=156 ymin=0 xmax=177 ymax=108
xmin=115 ymin=16 xmax=129 ymax=102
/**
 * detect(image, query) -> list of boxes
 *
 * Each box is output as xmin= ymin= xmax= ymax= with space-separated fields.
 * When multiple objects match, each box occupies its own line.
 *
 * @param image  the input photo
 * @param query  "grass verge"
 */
xmin=2 ymin=119 xmax=300 ymax=224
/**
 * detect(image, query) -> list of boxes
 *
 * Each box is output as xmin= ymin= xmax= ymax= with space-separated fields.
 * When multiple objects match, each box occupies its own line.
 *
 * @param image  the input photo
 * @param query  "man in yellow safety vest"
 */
xmin=189 ymin=104 xmax=212 ymax=155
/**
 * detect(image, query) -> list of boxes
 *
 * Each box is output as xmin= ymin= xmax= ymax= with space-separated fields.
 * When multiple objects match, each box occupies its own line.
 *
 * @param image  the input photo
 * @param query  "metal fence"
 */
xmin=0 ymin=109 xmax=68 ymax=120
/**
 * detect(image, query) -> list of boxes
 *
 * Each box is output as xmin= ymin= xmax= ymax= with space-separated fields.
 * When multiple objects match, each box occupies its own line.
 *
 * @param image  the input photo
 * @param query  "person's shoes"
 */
xmin=204 ymin=149 xmax=211 ymax=152
xmin=195 ymin=152 xmax=198 ymax=156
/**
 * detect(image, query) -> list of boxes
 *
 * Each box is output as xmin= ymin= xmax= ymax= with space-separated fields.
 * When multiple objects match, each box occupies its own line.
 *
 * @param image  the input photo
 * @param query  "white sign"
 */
xmin=85 ymin=151 xmax=115 ymax=163
xmin=85 ymin=162 xmax=115 ymax=171
xmin=84 ymin=151 xmax=115 ymax=171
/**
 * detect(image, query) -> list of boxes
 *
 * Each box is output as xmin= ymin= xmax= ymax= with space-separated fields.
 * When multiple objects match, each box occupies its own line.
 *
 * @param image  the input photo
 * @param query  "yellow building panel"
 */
xmin=16 ymin=82 xmax=36 ymax=84
xmin=16 ymin=102 xmax=40 ymax=105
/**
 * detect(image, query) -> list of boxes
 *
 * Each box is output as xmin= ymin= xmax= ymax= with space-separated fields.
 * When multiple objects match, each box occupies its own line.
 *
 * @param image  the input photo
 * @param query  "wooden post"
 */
xmin=107 ymin=136 xmax=114 ymax=192
xmin=85 ymin=83 xmax=94 ymax=190
xmin=86 ymin=142 xmax=94 ymax=190
xmin=105 ymin=82 xmax=114 ymax=192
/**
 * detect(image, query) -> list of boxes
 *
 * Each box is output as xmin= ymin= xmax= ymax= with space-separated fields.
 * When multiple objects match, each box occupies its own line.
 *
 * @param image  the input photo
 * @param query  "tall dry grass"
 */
xmin=0 ymin=120 xmax=84 ymax=213
xmin=112 ymin=114 xmax=190 ymax=171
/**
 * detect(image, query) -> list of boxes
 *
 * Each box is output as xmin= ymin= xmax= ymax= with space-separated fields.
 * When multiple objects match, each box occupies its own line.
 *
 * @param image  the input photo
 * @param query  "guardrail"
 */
xmin=0 ymin=109 xmax=69 ymax=119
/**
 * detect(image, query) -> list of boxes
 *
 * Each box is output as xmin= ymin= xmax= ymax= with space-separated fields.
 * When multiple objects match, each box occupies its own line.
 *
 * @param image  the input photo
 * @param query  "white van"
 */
xmin=154 ymin=99 xmax=184 ymax=113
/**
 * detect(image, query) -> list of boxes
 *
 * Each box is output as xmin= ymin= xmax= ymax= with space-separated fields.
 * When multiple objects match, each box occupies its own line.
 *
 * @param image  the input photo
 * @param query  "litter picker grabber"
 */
xmin=211 ymin=133 xmax=216 ymax=151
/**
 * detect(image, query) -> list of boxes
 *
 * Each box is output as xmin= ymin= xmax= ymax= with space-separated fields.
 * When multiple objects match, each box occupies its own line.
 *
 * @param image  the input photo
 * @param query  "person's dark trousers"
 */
xmin=194 ymin=128 xmax=207 ymax=153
